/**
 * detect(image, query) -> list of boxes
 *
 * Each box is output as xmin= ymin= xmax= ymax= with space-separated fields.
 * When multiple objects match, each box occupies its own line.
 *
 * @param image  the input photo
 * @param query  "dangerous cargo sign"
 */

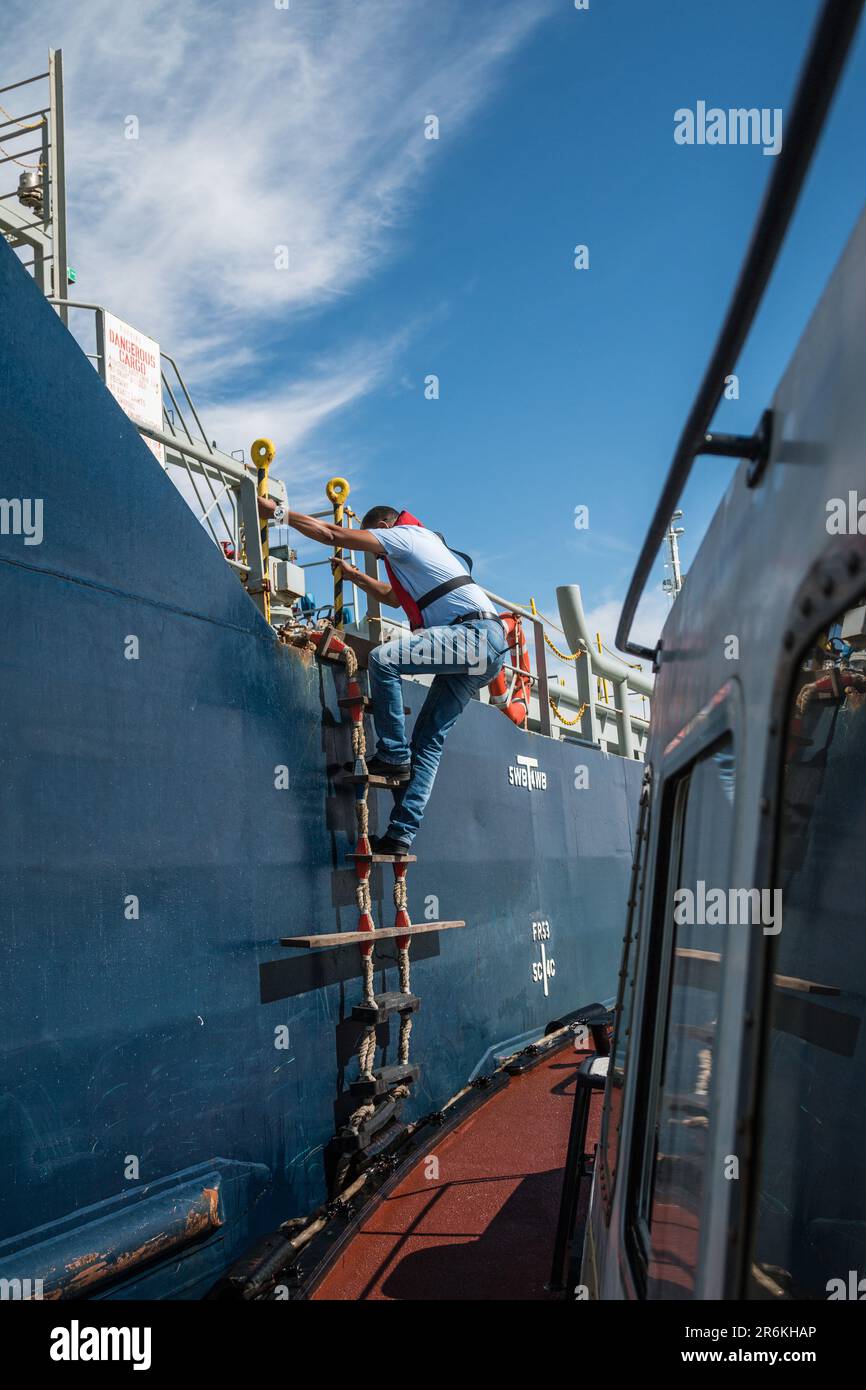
xmin=103 ymin=311 xmax=164 ymax=463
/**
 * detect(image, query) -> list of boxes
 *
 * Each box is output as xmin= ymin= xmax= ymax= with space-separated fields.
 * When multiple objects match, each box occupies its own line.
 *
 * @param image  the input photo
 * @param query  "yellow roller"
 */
xmin=252 ymin=438 xmax=276 ymax=623
xmin=326 ymin=476 xmax=350 ymax=626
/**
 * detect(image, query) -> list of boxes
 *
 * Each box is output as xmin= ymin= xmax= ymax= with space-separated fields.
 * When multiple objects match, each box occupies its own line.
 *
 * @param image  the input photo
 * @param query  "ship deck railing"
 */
xmin=331 ymin=549 xmax=651 ymax=757
xmin=46 ymin=297 xmax=280 ymax=612
xmin=46 ymin=300 xmax=650 ymax=761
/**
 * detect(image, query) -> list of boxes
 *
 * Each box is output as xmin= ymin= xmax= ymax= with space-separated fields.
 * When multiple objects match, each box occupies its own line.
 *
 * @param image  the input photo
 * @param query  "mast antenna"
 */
xmin=662 ymin=510 xmax=685 ymax=604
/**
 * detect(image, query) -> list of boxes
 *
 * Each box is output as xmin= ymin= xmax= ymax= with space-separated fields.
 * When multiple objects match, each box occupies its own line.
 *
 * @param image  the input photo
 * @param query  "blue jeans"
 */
xmin=367 ymin=618 xmax=510 ymax=845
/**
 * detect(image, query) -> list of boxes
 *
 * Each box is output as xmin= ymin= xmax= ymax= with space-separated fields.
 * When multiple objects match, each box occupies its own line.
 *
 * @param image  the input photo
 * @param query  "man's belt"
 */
xmin=449 ymin=610 xmax=501 ymax=626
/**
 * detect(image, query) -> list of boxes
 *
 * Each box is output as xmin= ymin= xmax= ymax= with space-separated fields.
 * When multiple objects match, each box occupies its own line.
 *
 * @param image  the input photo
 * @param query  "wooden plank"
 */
xmin=281 ymin=920 xmax=466 ymax=949
xmin=349 ymin=1063 xmax=420 ymax=1099
xmin=337 ymin=696 xmax=410 ymax=713
xmin=772 ymin=972 xmax=839 ymax=996
xmin=346 ymin=852 xmax=417 ymax=864
xmin=351 ymin=991 xmax=420 ymax=1023
xmin=336 ymin=772 xmax=406 ymax=789
xmin=676 ymin=947 xmax=839 ymax=996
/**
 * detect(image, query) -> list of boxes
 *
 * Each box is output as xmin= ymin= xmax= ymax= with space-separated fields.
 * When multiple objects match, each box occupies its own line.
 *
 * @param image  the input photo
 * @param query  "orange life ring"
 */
xmin=488 ymin=612 xmax=531 ymax=728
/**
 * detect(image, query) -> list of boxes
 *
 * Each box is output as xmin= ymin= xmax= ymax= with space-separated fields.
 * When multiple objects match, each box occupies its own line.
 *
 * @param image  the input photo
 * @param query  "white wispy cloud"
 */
xmin=201 ymin=327 xmax=412 ymax=503
xmin=6 ymin=0 xmax=553 ymax=455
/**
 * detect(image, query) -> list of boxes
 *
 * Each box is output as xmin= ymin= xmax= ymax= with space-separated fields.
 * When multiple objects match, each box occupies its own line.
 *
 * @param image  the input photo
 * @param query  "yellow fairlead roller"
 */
xmin=251 ymin=438 xmax=276 ymax=623
xmin=326 ymin=476 xmax=350 ymax=626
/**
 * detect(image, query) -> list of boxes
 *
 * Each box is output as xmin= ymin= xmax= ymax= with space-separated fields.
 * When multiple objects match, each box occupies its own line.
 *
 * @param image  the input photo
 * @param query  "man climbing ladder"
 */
xmin=257 ymin=496 xmax=510 ymax=850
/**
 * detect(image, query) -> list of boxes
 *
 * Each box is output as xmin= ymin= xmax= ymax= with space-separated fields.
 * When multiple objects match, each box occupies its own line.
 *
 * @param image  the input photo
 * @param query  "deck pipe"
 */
xmin=556 ymin=584 xmax=653 ymax=756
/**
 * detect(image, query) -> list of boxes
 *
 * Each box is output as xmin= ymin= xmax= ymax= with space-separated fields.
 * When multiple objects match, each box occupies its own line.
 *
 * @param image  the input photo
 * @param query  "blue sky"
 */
xmin=7 ymin=0 xmax=866 ymax=652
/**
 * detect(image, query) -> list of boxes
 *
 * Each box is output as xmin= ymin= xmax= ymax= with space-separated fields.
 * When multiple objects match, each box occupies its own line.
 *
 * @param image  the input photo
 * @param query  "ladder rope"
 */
xmin=394 ymin=872 xmax=413 ymax=1064
xmin=393 ymin=873 xmax=409 ymax=912
xmin=349 ymin=940 xmax=379 ymax=1130
xmin=282 ymin=616 xmax=417 ymax=1139
xmin=398 ymin=952 xmax=412 ymax=1064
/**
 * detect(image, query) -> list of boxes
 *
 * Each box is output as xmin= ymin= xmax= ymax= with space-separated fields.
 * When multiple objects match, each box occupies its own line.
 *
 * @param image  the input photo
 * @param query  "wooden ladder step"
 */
xmin=351 ymin=991 xmax=420 ymax=1024
xmin=347 ymin=851 xmax=417 ymax=864
xmin=331 ymin=1095 xmax=405 ymax=1154
xmin=349 ymin=1063 xmax=420 ymax=1099
xmin=337 ymin=696 xmax=410 ymax=713
xmin=335 ymin=772 xmax=407 ymax=789
xmin=281 ymin=920 xmax=466 ymax=949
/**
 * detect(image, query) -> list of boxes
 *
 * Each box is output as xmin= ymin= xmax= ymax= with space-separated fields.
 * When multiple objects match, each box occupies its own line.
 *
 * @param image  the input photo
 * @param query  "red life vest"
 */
xmin=379 ymin=512 xmax=526 ymax=727
xmin=380 ymin=510 xmax=476 ymax=630
xmin=381 ymin=510 xmax=429 ymax=631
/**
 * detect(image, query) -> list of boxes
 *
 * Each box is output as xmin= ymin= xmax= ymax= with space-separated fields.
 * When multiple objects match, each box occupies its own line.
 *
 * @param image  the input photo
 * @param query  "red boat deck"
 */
xmin=312 ymin=1043 xmax=602 ymax=1301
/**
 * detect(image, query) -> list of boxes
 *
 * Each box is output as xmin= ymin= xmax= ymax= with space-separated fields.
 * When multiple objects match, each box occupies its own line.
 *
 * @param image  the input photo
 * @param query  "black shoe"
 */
xmin=366 ymin=755 xmax=411 ymax=781
xmin=370 ymin=833 xmax=413 ymax=856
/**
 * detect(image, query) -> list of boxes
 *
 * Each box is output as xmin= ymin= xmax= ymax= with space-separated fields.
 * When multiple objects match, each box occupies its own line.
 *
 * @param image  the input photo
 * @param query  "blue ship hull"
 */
xmin=0 ymin=239 xmax=642 ymax=1298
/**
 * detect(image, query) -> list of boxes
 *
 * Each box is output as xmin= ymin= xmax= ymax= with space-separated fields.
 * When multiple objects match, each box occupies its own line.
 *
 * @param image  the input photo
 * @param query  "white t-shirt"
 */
xmin=376 ymin=524 xmax=496 ymax=628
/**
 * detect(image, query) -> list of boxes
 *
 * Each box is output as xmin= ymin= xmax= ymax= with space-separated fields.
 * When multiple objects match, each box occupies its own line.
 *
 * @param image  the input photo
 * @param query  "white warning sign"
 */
xmin=103 ymin=310 xmax=164 ymax=463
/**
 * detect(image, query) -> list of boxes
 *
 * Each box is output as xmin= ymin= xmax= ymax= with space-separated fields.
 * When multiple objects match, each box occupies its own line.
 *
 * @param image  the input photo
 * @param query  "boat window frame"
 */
xmin=621 ymin=681 xmax=739 ymax=1298
xmin=597 ymin=762 xmax=653 ymax=1224
xmin=736 ymin=543 xmax=866 ymax=1297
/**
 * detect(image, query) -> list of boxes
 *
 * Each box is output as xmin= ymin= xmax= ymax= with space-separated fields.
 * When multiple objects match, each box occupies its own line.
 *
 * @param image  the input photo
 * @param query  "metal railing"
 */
xmin=343 ymin=550 xmax=652 ymax=757
xmin=482 ymin=589 xmax=553 ymax=737
xmin=556 ymin=584 xmax=652 ymax=758
xmin=43 ymin=302 xmax=651 ymax=754
xmin=0 ymin=51 xmax=68 ymax=320
xmin=47 ymin=298 xmax=279 ymax=618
